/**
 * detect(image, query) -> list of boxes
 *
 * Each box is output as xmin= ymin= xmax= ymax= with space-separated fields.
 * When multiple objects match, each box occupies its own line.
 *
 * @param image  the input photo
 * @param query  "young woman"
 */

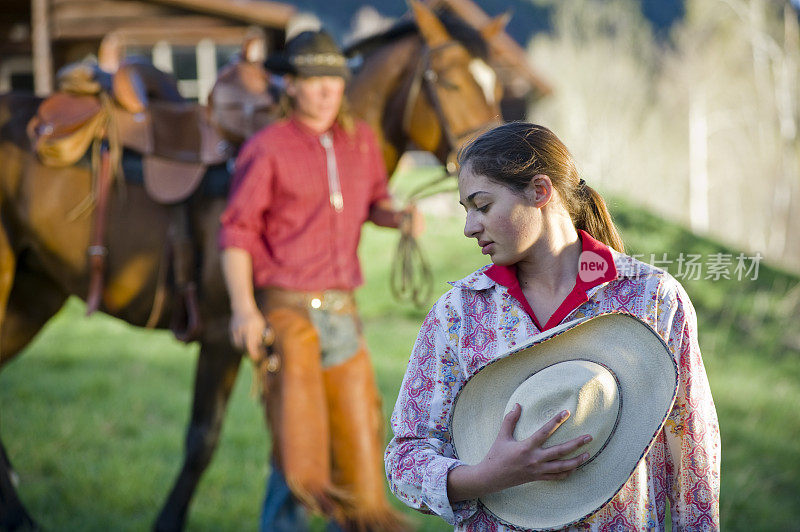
xmin=385 ymin=122 xmax=720 ymax=530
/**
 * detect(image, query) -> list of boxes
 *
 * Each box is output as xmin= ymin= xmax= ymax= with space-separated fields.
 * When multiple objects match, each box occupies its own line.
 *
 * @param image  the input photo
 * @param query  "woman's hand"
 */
xmin=229 ymin=306 xmax=267 ymax=363
xmin=447 ymin=404 xmax=591 ymax=503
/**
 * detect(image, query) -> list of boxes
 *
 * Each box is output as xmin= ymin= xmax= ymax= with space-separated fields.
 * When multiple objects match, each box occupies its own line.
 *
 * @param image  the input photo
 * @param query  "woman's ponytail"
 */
xmin=573 ymin=184 xmax=625 ymax=253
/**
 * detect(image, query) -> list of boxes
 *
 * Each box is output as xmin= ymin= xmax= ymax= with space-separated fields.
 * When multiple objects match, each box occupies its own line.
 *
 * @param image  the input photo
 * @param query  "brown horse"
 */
xmin=0 ymin=3 xmax=505 ymax=530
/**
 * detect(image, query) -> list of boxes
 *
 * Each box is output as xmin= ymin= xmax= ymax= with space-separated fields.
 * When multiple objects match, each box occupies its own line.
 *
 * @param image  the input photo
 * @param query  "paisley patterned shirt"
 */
xmin=385 ymin=243 xmax=721 ymax=531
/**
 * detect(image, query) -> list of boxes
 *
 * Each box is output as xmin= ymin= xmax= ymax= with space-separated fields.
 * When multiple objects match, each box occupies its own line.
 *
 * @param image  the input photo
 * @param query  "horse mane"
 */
xmin=344 ymin=9 xmax=489 ymax=60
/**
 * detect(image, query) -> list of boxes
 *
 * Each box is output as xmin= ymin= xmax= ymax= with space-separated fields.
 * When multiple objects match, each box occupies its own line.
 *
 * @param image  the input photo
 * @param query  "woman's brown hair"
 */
xmin=457 ymin=122 xmax=625 ymax=253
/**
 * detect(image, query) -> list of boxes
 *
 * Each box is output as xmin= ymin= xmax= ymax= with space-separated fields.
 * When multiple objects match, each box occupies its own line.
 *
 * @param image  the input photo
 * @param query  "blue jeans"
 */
xmin=259 ymin=465 xmax=343 ymax=532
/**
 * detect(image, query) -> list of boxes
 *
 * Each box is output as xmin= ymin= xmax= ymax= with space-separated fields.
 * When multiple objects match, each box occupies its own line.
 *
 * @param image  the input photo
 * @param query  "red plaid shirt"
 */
xmin=219 ymin=117 xmax=391 ymax=290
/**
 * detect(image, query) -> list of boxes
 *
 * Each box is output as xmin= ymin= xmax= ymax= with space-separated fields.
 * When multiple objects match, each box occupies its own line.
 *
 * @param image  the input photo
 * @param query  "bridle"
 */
xmin=391 ymin=40 xmax=501 ymax=307
xmin=400 ymin=40 xmax=501 ymax=173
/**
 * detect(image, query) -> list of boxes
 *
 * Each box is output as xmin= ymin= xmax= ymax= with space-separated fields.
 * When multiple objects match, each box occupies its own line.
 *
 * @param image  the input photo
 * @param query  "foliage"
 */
xmin=528 ymin=0 xmax=800 ymax=272
xmin=528 ymin=0 xmax=674 ymax=217
xmin=1 ymin=172 xmax=799 ymax=530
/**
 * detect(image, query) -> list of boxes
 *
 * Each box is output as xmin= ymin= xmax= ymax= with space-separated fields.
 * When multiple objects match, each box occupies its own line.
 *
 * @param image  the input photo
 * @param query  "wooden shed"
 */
xmin=1 ymin=0 xmax=295 ymax=102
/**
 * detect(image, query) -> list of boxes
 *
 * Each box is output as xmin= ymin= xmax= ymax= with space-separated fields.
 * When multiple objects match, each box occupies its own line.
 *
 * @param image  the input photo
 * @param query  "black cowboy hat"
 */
xmin=265 ymin=30 xmax=350 ymax=79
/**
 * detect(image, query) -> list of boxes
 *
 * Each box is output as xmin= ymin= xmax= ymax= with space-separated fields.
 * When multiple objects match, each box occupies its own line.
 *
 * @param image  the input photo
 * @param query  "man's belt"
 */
xmin=261 ymin=288 xmax=357 ymax=315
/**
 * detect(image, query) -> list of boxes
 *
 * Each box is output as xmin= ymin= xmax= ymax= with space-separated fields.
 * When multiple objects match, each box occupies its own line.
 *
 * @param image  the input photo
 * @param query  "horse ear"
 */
xmin=409 ymin=0 xmax=452 ymax=48
xmin=481 ymin=12 xmax=511 ymax=41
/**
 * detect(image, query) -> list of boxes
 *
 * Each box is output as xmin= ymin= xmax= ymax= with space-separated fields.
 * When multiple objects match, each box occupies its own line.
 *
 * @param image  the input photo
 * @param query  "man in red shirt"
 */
xmin=219 ymin=30 xmax=416 ymax=531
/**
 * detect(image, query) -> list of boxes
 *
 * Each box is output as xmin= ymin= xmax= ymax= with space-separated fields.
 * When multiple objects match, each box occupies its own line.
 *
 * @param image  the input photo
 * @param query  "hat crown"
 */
xmin=286 ymin=30 xmax=343 ymax=58
xmin=505 ymin=360 xmax=620 ymax=463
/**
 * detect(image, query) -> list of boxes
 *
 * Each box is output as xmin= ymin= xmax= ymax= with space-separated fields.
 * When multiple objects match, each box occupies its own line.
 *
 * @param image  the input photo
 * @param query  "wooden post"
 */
xmin=152 ymin=40 xmax=173 ymax=73
xmin=31 ymin=0 xmax=53 ymax=95
xmin=196 ymin=38 xmax=217 ymax=105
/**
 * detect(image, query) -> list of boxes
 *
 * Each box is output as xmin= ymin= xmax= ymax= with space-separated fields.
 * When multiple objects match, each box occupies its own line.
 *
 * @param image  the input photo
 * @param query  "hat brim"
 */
xmin=263 ymin=55 xmax=295 ymax=75
xmin=451 ymin=313 xmax=678 ymax=531
xmin=264 ymin=55 xmax=350 ymax=79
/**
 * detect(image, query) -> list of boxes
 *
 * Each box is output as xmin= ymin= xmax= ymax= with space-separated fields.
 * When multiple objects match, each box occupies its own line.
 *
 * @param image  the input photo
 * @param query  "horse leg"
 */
xmin=0 ymin=217 xmax=14 ymax=366
xmin=0 ymin=444 xmax=35 ymax=532
xmin=0 ymin=258 xmax=68 ymax=531
xmin=154 ymin=341 xmax=242 ymax=532
xmin=0 ymin=438 xmax=37 ymax=532
xmin=0 ymin=217 xmax=32 ymax=531
xmin=0 ymin=443 xmax=17 ymax=488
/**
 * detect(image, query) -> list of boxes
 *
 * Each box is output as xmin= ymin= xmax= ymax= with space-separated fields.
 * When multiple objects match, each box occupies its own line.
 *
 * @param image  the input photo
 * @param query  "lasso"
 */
xmin=391 ymin=170 xmax=458 ymax=308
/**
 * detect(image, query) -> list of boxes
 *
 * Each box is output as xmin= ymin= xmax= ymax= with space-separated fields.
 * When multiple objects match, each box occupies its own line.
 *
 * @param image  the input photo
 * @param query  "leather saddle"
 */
xmin=26 ymin=62 xmax=109 ymax=166
xmin=27 ymin=92 xmax=105 ymax=167
xmin=113 ymin=60 xmax=234 ymax=203
xmin=25 ymin=59 xmax=236 ymax=340
xmin=29 ymin=59 xmax=234 ymax=204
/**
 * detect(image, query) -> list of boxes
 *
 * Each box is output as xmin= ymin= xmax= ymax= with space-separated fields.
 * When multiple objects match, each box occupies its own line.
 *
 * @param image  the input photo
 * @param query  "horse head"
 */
xmin=347 ymin=0 xmax=505 ymax=174
xmin=404 ymin=1 xmax=504 ymax=170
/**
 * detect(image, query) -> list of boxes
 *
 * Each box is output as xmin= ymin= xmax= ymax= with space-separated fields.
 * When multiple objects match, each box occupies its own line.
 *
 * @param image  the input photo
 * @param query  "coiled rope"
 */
xmin=390 ymin=171 xmax=458 ymax=308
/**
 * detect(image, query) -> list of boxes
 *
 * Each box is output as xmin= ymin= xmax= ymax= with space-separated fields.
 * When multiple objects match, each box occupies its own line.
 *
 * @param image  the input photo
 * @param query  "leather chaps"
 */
xmin=256 ymin=289 xmax=408 ymax=531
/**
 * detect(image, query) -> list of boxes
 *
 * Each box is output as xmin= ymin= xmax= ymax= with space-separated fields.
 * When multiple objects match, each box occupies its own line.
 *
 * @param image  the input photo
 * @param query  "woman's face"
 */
xmin=286 ymin=75 xmax=345 ymax=130
xmin=458 ymin=165 xmax=543 ymax=265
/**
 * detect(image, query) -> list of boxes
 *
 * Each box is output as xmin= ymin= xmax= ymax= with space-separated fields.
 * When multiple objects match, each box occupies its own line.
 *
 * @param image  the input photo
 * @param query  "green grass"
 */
xmin=1 ymin=172 xmax=799 ymax=531
xmin=610 ymin=198 xmax=800 ymax=529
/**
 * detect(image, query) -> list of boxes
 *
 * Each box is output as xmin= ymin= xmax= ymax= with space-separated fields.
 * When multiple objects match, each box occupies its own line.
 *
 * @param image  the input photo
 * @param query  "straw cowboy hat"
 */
xmin=451 ymin=313 xmax=678 ymax=531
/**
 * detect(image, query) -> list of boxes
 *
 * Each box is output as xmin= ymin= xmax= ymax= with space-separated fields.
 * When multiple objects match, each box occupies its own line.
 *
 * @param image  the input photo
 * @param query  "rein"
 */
xmin=390 ymin=170 xmax=458 ymax=307
xmin=400 ymin=41 xmax=497 ymax=173
xmin=392 ymin=40 xmax=497 ymax=307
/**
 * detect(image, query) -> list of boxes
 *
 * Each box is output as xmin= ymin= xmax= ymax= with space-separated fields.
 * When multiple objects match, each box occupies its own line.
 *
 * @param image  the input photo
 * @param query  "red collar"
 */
xmin=485 ymin=230 xmax=617 ymax=331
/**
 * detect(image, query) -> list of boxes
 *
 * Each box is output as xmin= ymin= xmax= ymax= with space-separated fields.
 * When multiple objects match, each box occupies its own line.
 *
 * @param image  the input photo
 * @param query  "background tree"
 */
xmin=528 ymin=0 xmax=800 ymax=271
